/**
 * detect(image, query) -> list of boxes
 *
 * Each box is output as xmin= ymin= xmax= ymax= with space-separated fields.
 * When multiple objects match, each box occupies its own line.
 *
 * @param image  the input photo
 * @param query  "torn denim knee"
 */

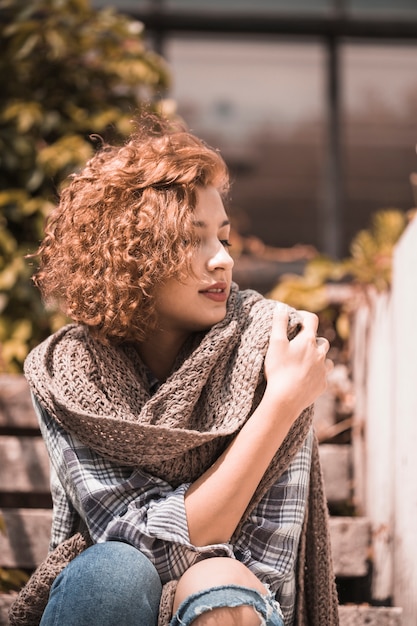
xmin=170 ymin=584 xmax=284 ymax=626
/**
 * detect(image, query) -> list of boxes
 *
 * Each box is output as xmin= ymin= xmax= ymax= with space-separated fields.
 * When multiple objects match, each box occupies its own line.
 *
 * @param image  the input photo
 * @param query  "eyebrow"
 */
xmin=192 ymin=219 xmax=230 ymax=228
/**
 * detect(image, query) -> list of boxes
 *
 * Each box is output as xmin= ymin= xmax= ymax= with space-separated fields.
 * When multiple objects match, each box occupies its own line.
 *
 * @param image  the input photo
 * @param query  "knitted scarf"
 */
xmin=9 ymin=284 xmax=339 ymax=626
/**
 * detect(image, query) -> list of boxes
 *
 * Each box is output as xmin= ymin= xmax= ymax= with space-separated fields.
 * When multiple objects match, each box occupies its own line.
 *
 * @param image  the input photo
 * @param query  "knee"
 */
xmin=70 ymin=541 xmax=161 ymax=592
xmin=41 ymin=542 xmax=162 ymax=626
xmin=53 ymin=541 xmax=162 ymax=612
xmin=173 ymin=557 xmax=266 ymax=614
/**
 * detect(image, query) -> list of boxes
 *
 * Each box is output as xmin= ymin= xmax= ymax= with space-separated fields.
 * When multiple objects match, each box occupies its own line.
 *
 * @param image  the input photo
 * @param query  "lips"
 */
xmin=199 ymin=282 xmax=228 ymax=302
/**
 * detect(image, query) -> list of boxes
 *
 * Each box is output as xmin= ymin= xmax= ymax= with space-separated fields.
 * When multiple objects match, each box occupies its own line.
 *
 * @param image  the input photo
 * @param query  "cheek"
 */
xmin=189 ymin=250 xmax=207 ymax=276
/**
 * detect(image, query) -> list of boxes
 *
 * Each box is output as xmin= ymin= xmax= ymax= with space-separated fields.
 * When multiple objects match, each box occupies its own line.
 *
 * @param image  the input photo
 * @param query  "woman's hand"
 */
xmin=184 ymin=303 xmax=333 ymax=547
xmin=263 ymin=304 xmax=333 ymax=419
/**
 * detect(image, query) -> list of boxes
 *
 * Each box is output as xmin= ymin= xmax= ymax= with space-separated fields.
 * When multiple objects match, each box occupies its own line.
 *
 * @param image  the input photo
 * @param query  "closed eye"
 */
xmin=220 ymin=239 xmax=232 ymax=248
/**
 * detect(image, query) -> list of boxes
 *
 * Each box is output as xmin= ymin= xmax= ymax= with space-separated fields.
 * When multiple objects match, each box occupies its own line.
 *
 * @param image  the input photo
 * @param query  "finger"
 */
xmin=296 ymin=310 xmax=319 ymax=335
xmin=270 ymin=302 xmax=290 ymax=341
xmin=316 ymin=336 xmax=330 ymax=355
xmin=325 ymin=358 xmax=334 ymax=374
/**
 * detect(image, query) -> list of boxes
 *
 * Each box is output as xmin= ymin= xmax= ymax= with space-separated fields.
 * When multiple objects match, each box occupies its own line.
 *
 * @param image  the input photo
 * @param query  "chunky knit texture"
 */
xmin=10 ymin=284 xmax=339 ymax=626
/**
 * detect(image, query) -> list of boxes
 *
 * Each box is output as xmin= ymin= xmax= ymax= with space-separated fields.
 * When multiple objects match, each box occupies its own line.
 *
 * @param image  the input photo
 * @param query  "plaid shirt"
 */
xmin=33 ymin=393 xmax=313 ymax=626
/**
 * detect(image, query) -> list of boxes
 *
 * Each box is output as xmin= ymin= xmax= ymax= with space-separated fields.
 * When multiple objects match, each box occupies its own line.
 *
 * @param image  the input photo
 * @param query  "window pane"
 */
xmin=166 ymin=37 xmax=326 ymax=252
xmin=342 ymin=43 xmax=417 ymax=246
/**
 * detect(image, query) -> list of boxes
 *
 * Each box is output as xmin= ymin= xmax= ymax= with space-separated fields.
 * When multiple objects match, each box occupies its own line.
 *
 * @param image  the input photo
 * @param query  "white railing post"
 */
xmin=391 ymin=216 xmax=417 ymax=623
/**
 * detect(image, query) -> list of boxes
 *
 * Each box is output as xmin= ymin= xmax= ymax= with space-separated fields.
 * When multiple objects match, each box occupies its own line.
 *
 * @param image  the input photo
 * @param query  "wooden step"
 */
xmin=319 ymin=443 xmax=352 ymax=505
xmin=0 ymin=376 xmax=38 ymax=431
xmin=0 ymin=595 xmax=403 ymax=626
xmin=0 ymin=437 xmax=50 ymax=494
xmin=339 ymin=605 xmax=403 ymax=625
xmin=0 ymin=377 xmax=353 ymax=506
xmin=0 ymin=509 xmax=52 ymax=569
xmin=0 ymin=508 xmax=371 ymax=575
xmin=0 ymin=436 xmax=353 ymax=505
xmin=330 ymin=516 xmax=370 ymax=578
xmin=1 ymin=376 xmax=392 ymax=623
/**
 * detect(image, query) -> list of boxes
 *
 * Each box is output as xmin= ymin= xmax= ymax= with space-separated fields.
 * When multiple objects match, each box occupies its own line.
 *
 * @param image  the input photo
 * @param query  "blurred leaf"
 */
xmin=1 ymin=320 xmax=33 ymax=366
xmin=0 ymin=0 xmax=172 ymax=372
xmin=2 ymin=101 xmax=44 ymax=132
xmin=269 ymin=275 xmax=330 ymax=312
xmin=0 ymin=513 xmax=6 ymax=535
xmin=0 ymin=225 xmax=17 ymax=258
xmin=347 ymin=209 xmax=407 ymax=291
xmin=269 ymin=255 xmax=346 ymax=312
xmin=336 ymin=311 xmax=350 ymax=341
xmin=0 ymin=255 xmax=25 ymax=289
xmin=0 ymin=566 xmax=29 ymax=593
xmin=37 ymin=135 xmax=93 ymax=176
xmin=269 ymin=208 xmax=408 ymax=348
xmin=0 ymin=189 xmax=29 ymax=209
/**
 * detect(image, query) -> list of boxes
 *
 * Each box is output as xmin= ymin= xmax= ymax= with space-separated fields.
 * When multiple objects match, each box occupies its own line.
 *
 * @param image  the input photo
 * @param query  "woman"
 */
xmin=10 ymin=114 xmax=339 ymax=626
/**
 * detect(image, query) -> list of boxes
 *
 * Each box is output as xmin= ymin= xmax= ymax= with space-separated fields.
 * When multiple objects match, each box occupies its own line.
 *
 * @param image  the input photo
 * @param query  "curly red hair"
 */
xmin=33 ymin=115 xmax=230 ymax=343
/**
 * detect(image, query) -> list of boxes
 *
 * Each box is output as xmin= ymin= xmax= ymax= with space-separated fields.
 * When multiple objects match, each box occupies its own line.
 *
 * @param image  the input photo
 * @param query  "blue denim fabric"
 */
xmin=170 ymin=584 xmax=285 ymax=626
xmin=39 ymin=541 xmax=162 ymax=626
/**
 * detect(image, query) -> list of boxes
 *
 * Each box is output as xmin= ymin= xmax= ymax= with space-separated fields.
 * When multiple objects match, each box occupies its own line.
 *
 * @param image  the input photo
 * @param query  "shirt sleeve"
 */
xmin=33 ymin=396 xmax=235 ymax=583
xmin=48 ymin=464 xmax=81 ymax=550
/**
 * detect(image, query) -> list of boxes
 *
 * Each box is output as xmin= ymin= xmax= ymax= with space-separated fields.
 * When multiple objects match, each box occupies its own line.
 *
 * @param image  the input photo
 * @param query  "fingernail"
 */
xmin=274 ymin=302 xmax=289 ymax=316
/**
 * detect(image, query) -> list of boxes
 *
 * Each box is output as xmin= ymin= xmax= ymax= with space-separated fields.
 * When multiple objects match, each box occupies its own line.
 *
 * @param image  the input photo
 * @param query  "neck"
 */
xmin=135 ymin=330 xmax=189 ymax=382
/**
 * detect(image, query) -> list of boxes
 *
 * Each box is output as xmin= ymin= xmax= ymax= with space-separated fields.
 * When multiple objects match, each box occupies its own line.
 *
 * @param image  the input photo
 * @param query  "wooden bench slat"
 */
xmin=0 ymin=597 xmax=403 ymax=626
xmin=0 ymin=437 xmax=50 ymax=493
xmin=339 ymin=605 xmax=403 ymax=626
xmin=0 ymin=509 xmax=52 ymax=569
xmin=0 ymin=376 xmax=37 ymax=431
xmin=319 ymin=444 xmax=352 ymax=504
xmin=0 ymin=375 xmax=400 ymax=622
xmin=0 ymin=437 xmax=351 ymax=502
xmin=330 ymin=517 xmax=370 ymax=578
xmin=0 ymin=511 xmax=393 ymax=623
xmin=0 ymin=509 xmax=371 ymax=577
xmin=0 ymin=378 xmax=353 ymax=503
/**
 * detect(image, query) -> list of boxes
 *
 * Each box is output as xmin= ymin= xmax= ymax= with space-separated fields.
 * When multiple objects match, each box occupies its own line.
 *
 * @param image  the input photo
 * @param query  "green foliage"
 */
xmin=346 ymin=209 xmax=408 ymax=291
xmin=0 ymin=0 xmax=171 ymax=372
xmin=0 ymin=565 xmax=29 ymax=593
xmin=268 ymin=255 xmax=347 ymax=313
xmin=269 ymin=208 xmax=409 ymax=346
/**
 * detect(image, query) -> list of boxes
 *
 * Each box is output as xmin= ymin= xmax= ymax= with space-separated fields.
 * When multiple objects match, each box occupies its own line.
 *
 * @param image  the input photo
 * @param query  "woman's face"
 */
xmin=153 ymin=185 xmax=234 ymax=337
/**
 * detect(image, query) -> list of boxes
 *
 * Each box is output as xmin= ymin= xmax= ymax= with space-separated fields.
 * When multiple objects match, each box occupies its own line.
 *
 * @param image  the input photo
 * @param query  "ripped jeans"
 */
xmin=39 ymin=541 xmax=284 ymax=626
xmin=170 ymin=584 xmax=285 ymax=626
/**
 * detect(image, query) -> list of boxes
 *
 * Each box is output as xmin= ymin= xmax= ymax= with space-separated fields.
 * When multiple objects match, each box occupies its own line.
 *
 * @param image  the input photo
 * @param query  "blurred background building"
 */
xmin=92 ymin=0 xmax=417 ymax=259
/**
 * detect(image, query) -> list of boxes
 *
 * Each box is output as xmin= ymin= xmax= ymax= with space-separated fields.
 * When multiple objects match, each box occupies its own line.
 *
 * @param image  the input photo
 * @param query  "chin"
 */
xmin=210 ymin=310 xmax=228 ymax=327
xmin=195 ymin=313 xmax=226 ymax=332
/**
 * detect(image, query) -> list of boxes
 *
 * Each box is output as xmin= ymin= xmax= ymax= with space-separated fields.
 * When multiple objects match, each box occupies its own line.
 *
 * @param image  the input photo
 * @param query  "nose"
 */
xmin=207 ymin=242 xmax=234 ymax=272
